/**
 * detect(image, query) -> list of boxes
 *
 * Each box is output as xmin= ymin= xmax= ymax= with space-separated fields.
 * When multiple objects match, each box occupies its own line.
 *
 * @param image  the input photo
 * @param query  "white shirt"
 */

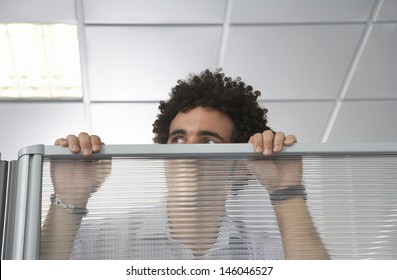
xmin=71 ymin=189 xmax=284 ymax=260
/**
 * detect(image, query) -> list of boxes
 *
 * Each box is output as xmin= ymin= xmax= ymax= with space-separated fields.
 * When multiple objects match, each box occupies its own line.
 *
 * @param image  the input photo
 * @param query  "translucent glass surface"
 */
xmin=39 ymin=154 xmax=397 ymax=260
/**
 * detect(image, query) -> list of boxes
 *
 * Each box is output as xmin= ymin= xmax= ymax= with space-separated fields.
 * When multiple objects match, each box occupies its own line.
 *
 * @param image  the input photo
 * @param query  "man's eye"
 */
xmin=175 ymin=137 xmax=185 ymax=144
xmin=204 ymin=139 xmax=215 ymax=144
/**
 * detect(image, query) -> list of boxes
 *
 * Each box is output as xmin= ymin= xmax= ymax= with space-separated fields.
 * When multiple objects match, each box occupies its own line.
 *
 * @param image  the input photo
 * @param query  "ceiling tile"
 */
xmin=260 ymin=101 xmax=334 ymax=142
xmin=222 ymin=25 xmax=364 ymax=100
xmin=375 ymin=0 xmax=397 ymax=21
xmin=0 ymin=102 xmax=85 ymax=160
xmin=90 ymin=103 xmax=160 ymax=144
xmin=231 ymin=0 xmax=375 ymax=23
xmin=84 ymin=0 xmax=226 ymax=24
xmin=328 ymin=100 xmax=397 ymax=142
xmin=0 ymin=0 xmax=76 ymax=22
xmin=345 ymin=23 xmax=397 ymax=99
xmin=85 ymin=26 xmax=222 ymax=101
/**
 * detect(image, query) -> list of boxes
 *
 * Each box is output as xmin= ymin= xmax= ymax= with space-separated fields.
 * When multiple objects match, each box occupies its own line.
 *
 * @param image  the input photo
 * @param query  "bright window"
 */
xmin=0 ymin=23 xmax=82 ymax=99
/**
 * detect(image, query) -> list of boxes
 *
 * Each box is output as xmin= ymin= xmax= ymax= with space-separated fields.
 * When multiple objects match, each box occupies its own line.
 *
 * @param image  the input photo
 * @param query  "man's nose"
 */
xmin=185 ymin=137 xmax=201 ymax=144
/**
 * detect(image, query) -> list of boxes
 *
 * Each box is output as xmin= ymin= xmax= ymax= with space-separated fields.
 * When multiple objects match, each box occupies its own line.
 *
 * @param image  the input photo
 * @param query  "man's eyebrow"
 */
xmin=168 ymin=129 xmax=186 ymax=137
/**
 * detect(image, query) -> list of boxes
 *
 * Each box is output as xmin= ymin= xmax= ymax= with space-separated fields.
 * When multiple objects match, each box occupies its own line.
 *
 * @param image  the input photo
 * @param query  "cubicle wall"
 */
xmin=0 ymin=155 xmax=9 ymax=251
xmin=2 ymin=159 xmax=19 ymax=260
xmin=2 ymin=143 xmax=397 ymax=260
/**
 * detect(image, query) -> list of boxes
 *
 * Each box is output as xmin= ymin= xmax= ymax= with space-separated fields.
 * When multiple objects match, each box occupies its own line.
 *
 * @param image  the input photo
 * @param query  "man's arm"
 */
xmin=272 ymin=194 xmax=330 ymax=259
xmin=40 ymin=205 xmax=85 ymax=259
xmin=40 ymin=159 xmax=111 ymax=259
xmin=249 ymin=157 xmax=330 ymax=260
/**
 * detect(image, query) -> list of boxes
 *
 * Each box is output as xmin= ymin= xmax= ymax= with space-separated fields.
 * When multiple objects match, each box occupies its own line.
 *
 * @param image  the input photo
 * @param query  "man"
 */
xmin=55 ymin=69 xmax=296 ymax=156
xmin=44 ymin=69 xmax=329 ymax=260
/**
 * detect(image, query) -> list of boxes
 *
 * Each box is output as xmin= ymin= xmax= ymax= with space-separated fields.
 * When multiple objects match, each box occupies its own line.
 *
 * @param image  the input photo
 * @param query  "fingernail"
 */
xmin=72 ymin=145 xmax=79 ymax=152
xmin=83 ymin=148 xmax=91 ymax=156
xmin=264 ymin=148 xmax=271 ymax=156
xmin=255 ymin=146 xmax=262 ymax=153
xmin=93 ymin=144 xmax=99 ymax=151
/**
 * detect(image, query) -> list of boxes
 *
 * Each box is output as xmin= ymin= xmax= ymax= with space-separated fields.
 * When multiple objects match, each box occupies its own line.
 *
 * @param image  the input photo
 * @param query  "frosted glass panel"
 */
xmin=40 ymin=157 xmax=285 ymax=260
xmin=38 ymin=147 xmax=397 ymax=260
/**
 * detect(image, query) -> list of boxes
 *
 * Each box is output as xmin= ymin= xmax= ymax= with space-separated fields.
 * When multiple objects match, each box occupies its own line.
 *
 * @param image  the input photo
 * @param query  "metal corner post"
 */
xmin=1 ymin=160 xmax=18 ymax=259
xmin=0 ymin=159 xmax=8 ymax=257
xmin=11 ymin=153 xmax=43 ymax=259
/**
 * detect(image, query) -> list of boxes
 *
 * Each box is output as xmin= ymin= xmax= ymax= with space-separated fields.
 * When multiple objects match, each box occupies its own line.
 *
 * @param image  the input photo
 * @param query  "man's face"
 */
xmin=164 ymin=107 xmax=236 ymax=226
xmin=164 ymin=106 xmax=236 ymax=193
xmin=167 ymin=106 xmax=234 ymax=144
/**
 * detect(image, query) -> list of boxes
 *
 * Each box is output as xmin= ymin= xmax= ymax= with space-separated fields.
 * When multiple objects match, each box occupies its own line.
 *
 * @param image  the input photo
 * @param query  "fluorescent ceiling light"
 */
xmin=0 ymin=23 xmax=82 ymax=99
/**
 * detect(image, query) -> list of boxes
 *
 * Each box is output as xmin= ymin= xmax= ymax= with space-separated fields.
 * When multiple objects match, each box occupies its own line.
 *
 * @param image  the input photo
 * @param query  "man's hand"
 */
xmin=52 ymin=132 xmax=109 ymax=208
xmin=249 ymin=131 xmax=297 ymax=156
xmin=50 ymin=159 xmax=111 ymax=208
xmin=248 ymin=157 xmax=303 ymax=194
xmin=54 ymin=132 xmax=102 ymax=156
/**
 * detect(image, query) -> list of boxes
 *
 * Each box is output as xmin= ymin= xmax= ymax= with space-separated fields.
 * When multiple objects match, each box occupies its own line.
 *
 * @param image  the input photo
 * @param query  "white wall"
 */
xmin=1 ymin=0 xmax=397 ymax=160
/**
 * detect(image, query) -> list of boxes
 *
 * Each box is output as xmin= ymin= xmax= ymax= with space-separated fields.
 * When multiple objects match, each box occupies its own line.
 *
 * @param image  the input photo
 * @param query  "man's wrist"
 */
xmin=269 ymin=185 xmax=307 ymax=205
xmin=50 ymin=194 xmax=88 ymax=215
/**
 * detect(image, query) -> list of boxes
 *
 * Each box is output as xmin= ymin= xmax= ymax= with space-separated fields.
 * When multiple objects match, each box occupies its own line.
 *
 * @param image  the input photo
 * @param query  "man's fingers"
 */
xmin=273 ymin=132 xmax=286 ymax=153
xmin=90 ymin=135 xmax=102 ymax=153
xmin=54 ymin=138 xmax=68 ymax=147
xmin=284 ymin=134 xmax=297 ymax=145
xmin=261 ymin=130 xmax=276 ymax=156
xmin=249 ymin=133 xmax=265 ymax=154
xmin=56 ymin=133 xmax=102 ymax=155
xmin=249 ymin=131 xmax=276 ymax=156
xmin=249 ymin=131 xmax=297 ymax=156
xmin=77 ymin=132 xmax=94 ymax=156
xmin=66 ymin=134 xmax=81 ymax=154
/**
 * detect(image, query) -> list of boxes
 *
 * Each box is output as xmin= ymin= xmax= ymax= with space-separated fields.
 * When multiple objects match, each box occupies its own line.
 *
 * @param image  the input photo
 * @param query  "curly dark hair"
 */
xmin=152 ymin=69 xmax=272 ymax=144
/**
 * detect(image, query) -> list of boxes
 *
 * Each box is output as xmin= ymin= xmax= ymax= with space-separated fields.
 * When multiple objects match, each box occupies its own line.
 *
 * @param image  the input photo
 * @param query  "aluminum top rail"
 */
xmin=17 ymin=142 xmax=397 ymax=159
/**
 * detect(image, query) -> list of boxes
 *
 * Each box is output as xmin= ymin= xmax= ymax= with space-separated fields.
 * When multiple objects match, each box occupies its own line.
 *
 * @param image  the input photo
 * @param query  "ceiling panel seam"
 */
xmin=216 ymin=0 xmax=233 ymax=68
xmin=320 ymin=0 xmax=384 ymax=143
xmin=75 ymin=0 xmax=92 ymax=132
